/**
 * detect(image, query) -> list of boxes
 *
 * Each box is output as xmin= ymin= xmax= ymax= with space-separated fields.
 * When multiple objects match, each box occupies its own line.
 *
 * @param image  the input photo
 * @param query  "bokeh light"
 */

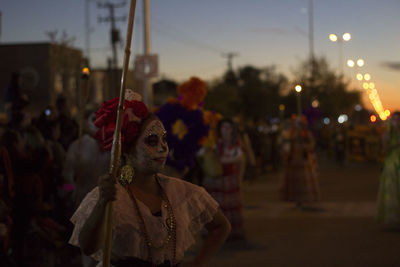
xmin=338 ymin=114 xmax=348 ymax=124
xmin=369 ymin=82 xmax=375 ymax=89
xmin=342 ymin=32 xmax=351 ymax=41
xmin=329 ymin=34 xmax=338 ymax=42
xmin=347 ymin=60 xmax=355 ymax=67
xmin=82 ymin=67 xmax=90 ymax=75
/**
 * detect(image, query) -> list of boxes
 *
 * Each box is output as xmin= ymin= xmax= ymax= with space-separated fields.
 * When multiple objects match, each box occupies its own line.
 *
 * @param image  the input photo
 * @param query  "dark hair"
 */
xmin=217 ymin=117 xmax=238 ymax=143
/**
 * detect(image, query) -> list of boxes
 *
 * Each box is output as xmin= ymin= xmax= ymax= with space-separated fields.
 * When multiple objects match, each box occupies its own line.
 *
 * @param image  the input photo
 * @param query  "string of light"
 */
xmin=355 ymin=71 xmax=389 ymax=120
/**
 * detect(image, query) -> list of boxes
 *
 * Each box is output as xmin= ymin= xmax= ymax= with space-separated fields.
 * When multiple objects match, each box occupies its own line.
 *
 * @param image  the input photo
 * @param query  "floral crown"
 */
xmin=94 ymin=89 xmax=149 ymax=151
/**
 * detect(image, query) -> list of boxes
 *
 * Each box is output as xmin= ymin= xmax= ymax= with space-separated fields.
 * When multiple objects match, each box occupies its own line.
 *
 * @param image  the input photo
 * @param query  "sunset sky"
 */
xmin=1 ymin=0 xmax=399 ymax=111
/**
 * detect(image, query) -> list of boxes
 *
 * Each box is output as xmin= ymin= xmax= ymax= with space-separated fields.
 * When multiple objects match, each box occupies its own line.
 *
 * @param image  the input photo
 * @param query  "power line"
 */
xmin=151 ymin=17 xmax=224 ymax=54
xmin=221 ymin=52 xmax=239 ymax=72
xmin=98 ymin=1 xmax=126 ymax=69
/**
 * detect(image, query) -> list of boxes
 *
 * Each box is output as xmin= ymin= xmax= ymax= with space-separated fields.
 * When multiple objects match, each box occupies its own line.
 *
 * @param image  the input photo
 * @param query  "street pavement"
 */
xmin=199 ymin=158 xmax=400 ymax=267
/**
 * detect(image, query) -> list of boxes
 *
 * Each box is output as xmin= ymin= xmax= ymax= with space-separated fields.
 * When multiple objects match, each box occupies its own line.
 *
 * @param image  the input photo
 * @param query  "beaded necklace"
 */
xmin=125 ymin=175 xmax=177 ymax=266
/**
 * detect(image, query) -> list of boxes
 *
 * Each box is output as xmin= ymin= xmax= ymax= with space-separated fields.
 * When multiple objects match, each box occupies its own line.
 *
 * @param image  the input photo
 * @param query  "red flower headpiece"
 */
xmin=94 ymin=97 xmax=149 ymax=151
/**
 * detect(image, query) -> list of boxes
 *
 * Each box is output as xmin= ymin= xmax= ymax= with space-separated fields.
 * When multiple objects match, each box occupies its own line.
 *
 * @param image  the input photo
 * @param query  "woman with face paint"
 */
xmin=68 ymin=93 xmax=231 ymax=267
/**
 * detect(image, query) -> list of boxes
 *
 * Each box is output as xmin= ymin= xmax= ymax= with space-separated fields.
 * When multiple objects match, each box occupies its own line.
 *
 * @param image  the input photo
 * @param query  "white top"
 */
xmin=69 ymin=174 xmax=219 ymax=265
xmin=62 ymin=134 xmax=110 ymax=207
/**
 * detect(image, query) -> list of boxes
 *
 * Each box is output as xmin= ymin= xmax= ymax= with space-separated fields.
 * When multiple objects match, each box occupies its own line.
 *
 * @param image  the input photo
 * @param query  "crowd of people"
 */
xmin=0 ymin=92 xmax=81 ymax=266
xmin=0 ymin=73 xmax=399 ymax=266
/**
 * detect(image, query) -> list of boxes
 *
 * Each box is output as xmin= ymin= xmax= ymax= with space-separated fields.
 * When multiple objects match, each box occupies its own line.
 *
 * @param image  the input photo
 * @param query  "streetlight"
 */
xmin=356 ymin=59 xmax=364 ymax=67
xmin=347 ymin=59 xmax=355 ymax=68
xmin=368 ymin=82 xmax=375 ymax=89
xmin=295 ymin=84 xmax=302 ymax=115
xmin=346 ymin=58 xmax=365 ymax=89
xmin=347 ymin=58 xmax=364 ymax=68
xmin=329 ymin=32 xmax=351 ymax=74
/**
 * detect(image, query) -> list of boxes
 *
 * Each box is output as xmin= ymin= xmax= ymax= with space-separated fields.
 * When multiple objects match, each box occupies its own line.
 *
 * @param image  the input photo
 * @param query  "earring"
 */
xmin=119 ymin=164 xmax=134 ymax=186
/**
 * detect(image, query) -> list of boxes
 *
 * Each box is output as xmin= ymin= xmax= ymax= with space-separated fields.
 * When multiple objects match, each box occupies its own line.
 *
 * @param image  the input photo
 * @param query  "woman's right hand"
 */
xmin=98 ymin=173 xmax=117 ymax=205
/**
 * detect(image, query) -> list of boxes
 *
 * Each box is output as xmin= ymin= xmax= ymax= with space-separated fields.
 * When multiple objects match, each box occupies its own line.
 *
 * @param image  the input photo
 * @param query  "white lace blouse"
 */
xmin=69 ymin=174 xmax=219 ymax=265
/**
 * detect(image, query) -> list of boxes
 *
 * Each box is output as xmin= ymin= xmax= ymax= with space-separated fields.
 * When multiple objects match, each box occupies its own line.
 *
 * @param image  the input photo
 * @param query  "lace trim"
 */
xmin=69 ymin=175 xmax=219 ymax=264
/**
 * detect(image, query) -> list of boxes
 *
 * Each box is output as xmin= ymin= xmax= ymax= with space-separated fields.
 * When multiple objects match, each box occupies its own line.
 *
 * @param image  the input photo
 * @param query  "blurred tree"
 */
xmin=153 ymin=78 xmax=178 ymax=107
xmin=205 ymin=65 xmax=288 ymax=121
xmin=206 ymin=56 xmax=360 ymax=122
xmin=289 ymin=56 xmax=362 ymax=119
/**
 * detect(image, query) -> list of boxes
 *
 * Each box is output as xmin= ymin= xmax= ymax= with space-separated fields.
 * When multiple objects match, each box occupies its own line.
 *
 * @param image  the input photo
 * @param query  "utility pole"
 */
xmin=222 ymin=52 xmax=239 ymax=72
xmin=84 ymin=0 xmax=92 ymax=64
xmin=0 ymin=11 xmax=2 ymax=43
xmin=143 ymin=0 xmax=152 ymax=108
xmin=308 ymin=0 xmax=314 ymax=62
xmin=98 ymin=1 xmax=126 ymax=97
xmin=308 ymin=0 xmax=315 ymax=104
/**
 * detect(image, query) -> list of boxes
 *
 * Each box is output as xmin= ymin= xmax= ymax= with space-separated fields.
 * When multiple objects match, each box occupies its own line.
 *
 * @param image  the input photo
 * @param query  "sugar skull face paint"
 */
xmin=130 ymin=119 xmax=169 ymax=173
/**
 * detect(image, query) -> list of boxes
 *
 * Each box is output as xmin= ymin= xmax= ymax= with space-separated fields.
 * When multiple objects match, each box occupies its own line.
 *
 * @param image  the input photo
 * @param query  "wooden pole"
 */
xmin=103 ymin=1 xmax=137 ymax=266
xmin=78 ymin=67 xmax=90 ymax=156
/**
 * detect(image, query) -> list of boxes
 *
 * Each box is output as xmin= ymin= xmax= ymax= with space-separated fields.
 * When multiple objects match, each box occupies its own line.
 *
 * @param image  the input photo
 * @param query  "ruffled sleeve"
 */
xmin=68 ymin=184 xmax=147 ymax=263
xmin=68 ymin=187 xmax=103 ymax=261
xmin=158 ymin=175 xmax=219 ymax=261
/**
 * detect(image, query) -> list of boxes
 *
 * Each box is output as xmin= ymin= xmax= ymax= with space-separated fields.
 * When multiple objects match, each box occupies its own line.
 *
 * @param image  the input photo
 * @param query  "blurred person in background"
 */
xmin=55 ymin=95 xmax=78 ymax=150
xmin=156 ymin=77 xmax=209 ymax=182
xmin=0 ymin=129 xmax=41 ymax=265
xmin=35 ymin=107 xmax=66 ymax=206
xmin=0 ymin=199 xmax=15 ymax=266
xmin=376 ymin=111 xmax=400 ymax=230
xmin=62 ymin=109 xmax=110 ymax=209
xmin=23 ymin=201 xmax=66 ymax=267
xmin=62 ymin=109 xmax=110 ymax=267
xmin=334 ymin=125 xmax=347 ymax=165
xmin=237 ymin=117 xmax=257 ymax=181
xmin=3 ymin=72 xmax=22 ymax=122
xmin=281 ymin=115 xmax=320 ymax=210
xmin=203 ymin=118 xmax=246 ymax=242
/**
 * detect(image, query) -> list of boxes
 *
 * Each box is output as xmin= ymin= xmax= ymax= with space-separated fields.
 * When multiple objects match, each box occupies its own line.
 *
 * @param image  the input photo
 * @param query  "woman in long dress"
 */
xmin=69 ymin=94 xmax=230 ymax=266
xmin=376 ymin=111 xmax=400 ymax=229
xmin=281 ymin=116 xmax=319 ymax=208
xmin=203 ymin=118 xmax=245 ymax=242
